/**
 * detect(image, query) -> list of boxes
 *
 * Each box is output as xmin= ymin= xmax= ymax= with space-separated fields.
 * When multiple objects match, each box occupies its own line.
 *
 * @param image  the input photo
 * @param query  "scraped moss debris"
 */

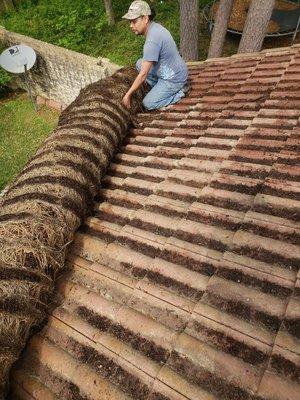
xmin=0 ymin=67 xmax=148 ymax=398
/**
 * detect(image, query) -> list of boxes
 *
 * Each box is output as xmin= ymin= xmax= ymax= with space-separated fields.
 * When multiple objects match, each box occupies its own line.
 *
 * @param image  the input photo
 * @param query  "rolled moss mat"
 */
xmin=0 ymin=67 xmax=148 ymax=398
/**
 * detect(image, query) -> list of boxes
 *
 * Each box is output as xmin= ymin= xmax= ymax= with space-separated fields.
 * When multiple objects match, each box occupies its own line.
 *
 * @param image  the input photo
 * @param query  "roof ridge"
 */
xmin=187 ymin=43 xmax=300 ymax=66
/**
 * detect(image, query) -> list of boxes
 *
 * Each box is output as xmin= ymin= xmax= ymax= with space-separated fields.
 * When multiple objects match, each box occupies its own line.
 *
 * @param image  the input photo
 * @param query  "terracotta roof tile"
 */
xmin=13 ymin=46 xmax=300 ymax=399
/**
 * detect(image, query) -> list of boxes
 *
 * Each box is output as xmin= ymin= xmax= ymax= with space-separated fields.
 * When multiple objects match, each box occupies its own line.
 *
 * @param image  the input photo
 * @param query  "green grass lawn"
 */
xmin=0 ymin=94 xmax=59 ymax=191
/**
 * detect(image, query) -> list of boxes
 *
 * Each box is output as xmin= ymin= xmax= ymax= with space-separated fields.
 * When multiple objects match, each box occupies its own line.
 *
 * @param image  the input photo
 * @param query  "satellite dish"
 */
xmin=0 ymin=44 xmax=36 ymax=74
xmin=0 ymin=44 xmax=37 ymax=111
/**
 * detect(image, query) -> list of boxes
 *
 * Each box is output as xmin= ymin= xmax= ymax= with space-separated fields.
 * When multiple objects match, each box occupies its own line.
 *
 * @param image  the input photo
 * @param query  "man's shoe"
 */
xmin=182 ymin=82 xmax=191 ymax=94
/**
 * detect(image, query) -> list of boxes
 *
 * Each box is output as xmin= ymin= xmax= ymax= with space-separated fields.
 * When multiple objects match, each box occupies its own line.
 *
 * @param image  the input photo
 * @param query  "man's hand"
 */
xmin=122 ymin=61 xmax=153 ymax=109
xmin=122 ymin=93 xmax=132 ymax=109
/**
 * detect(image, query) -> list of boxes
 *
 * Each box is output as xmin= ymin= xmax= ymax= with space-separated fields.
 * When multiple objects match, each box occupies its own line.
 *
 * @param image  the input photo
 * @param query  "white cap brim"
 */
xmin=122 ymin=11 xmax=142 ymax=20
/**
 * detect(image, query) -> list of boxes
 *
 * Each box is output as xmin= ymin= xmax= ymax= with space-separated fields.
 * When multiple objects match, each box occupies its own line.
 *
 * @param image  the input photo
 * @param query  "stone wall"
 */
xmin=0 ymin=27 xmax=121 ymax=106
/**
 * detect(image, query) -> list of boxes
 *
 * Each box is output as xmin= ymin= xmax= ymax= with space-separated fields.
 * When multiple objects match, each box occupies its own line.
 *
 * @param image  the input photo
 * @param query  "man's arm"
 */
xmin=122 ymin=60 xmax=153 ymax=109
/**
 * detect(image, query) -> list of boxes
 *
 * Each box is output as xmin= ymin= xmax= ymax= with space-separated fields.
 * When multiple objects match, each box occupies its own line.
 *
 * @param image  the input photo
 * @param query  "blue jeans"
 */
xmin=136 ymin=58 xmax=186 ymax=110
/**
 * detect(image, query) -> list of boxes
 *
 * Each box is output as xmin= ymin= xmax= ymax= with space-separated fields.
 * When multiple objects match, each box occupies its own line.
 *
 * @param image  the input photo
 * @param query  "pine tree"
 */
xmin=179 ymin=0 xmax=199 ymax=61
xmin=208 ymin=0 xmax=234 ymax=59
xmin=0 ymin=0 xmax=15 ymax=14
xmin=238 ymin=0 xmax=275 ymax=53
xmin=104 ymin=0 xmax=115 ymax=26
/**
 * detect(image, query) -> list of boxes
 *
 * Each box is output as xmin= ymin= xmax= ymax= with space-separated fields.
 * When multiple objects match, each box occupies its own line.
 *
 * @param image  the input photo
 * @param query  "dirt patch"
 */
xmin=216 ymin=264 xmax=292 ymax=299
xmin=160 ymin=247 xmax=216 ymax=276
xmin=129 ymin=218 xmax=174 ymax=237
xmin=233 ymin=244 xmax=299 ymax=272
xmin=72 ymin=338 xmax=151 ymax=400
xmin=169 ymin=350 xmax=255 ymax=400
xmin=97 ymin=195 xmax=142 ymax=211
xmin=271 ymin=353 xmax=300 ymax=381
xmin=153 ymin=149 xmax=183 ymax=160
xmin=122 ymin=182 xmax=153 ymax=196
xmin=241 ymin=221 xmax=300 ymax=246
xmin=211 ymin=179 xmax=262 ymax=195
xmin=130 ymin=265 xmax=147 ymax=278
xmin=175 ymin=229 xmax=228 ymax=253
xmin=200 ymin=192 xmax=250 ymax=212
xmin=283 ymin=318 xmax=300 ymax=338
xmin=81 ymin=225 xmax=117 ymax=244
xmin=146 ymin=204 xmax=186 ymax=219
xmin=116 ymin=235 xmax=162 ymax=259
xmin=278 ymin=156 xmax=300 ymax=167
xmin=262 ymin=184 xmax=300 ymax=201
xmin=78 ymin=305 xmax=169 ymax=364
xmin=270 ymin=170 xmax=300 ymax=183
xmin=229 ymin=154 xmax=273 ymax=166
xmin=95 ymin=210 xmax=130 ymax=226
xmin=206 ymin=291 xmax=281 ymax=332
xmin=143 ymin=160 xmax=173 ymax=171
xmin=253 ymin=202 xmax=300 ymax=222
xmin=131 ymin=172 xmax=163 ymax=183
xmin=191 ymin=320 xmax=267 ymax=365
xmin=293 ymin=286 xmax=300 ymax=298
xmin=77 ymin=306 xmax=112 ymax=332
xmin=146 ymin=270 xmax=204 ymax=301
xmin=156 ymin=188 xmax=198 ymax=204
xmin=188 ymin=210 xmax=241 ymax=231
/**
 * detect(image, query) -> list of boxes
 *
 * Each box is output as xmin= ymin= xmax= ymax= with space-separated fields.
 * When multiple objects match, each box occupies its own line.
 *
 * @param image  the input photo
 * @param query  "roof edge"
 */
xmin=187 ymin=43 xmax=300 ymax=66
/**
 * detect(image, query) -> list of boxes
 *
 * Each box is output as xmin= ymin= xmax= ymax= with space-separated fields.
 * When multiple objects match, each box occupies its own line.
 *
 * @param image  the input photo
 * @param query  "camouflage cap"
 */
xmin=122 ymin=1 xmax=151 ymax=20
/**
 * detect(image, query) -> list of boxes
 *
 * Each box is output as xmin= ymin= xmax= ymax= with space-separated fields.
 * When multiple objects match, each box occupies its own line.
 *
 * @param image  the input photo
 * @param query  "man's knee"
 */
xmin=136 ymin=58 xmax=143 ymax=72
xmin=143 ymin=97 xmax=155 ymax=110
xmin=142 ymin=96 xmax=157 ymax=111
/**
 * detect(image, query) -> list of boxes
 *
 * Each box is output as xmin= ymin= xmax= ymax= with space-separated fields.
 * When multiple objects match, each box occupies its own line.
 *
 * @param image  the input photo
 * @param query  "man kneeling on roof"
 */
xmin=122 ymin=0 xmax=188 ymax=111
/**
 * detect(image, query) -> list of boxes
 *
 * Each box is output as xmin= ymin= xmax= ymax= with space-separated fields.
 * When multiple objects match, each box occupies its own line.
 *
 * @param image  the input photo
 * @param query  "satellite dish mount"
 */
xmin=0 ymin=44 xmax=37 ymax=111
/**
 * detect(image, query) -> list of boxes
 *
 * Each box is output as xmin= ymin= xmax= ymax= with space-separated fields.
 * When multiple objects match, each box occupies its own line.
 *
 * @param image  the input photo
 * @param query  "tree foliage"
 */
xmin=0 ymin=1 xmax=212 ymax=65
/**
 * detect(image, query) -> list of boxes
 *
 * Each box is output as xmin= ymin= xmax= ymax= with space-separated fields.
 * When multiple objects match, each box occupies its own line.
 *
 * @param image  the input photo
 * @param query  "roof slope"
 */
xmin=11 ymin=45 xmax=300 ymax=400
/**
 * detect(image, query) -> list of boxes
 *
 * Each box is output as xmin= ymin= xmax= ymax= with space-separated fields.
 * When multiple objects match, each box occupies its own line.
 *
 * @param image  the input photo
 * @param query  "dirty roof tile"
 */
xmin=13 ymin=45 xmax=300 ymax=399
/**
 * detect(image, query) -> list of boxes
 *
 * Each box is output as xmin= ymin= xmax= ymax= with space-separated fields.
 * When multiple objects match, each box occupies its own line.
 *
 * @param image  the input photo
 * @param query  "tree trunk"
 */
xmin=104 ymin=0 xmax=115 ymax=26
xmin=0 ymin=0 xmax=15 ymax=13
xmin=179 ymin=0 xmax=199 ymax=61
xmin=238 ymin=0 xmax=275 ymax=53
xmin=207 ymin=0 xmax=234 ymax=59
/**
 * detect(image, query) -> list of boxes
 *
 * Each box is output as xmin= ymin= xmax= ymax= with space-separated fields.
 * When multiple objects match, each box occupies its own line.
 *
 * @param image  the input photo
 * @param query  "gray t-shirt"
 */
xmin=143 ymin=22 xmax=188 ymax=84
